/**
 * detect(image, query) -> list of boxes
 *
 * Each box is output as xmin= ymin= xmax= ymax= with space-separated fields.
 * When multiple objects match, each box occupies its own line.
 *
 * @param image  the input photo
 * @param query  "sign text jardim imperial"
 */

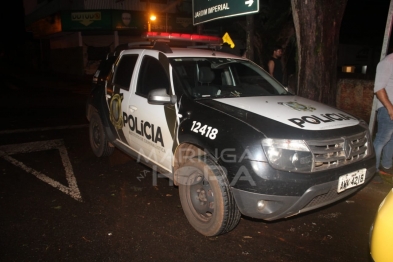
xmin=192 ymin=0 xmax=259 ymax=25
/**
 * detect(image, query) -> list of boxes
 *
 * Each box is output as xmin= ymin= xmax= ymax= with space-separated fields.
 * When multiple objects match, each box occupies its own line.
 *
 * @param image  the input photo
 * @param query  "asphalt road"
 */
xmin=0 ymin=69 xmax=392 ymax=262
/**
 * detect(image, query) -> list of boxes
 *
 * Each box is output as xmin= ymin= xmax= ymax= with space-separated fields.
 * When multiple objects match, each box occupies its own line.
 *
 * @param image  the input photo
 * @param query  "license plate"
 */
xmin=337 ymin=168 xmax=366 ymax=193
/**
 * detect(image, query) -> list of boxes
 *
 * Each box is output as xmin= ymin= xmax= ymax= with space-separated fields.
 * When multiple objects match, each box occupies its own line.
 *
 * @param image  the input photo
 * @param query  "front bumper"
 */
xmin=231 ymin=165 xmax=376 ymax=220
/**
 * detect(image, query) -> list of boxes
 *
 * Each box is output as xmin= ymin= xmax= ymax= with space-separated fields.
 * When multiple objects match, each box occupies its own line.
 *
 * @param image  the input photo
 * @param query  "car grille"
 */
xmin=306 ymin=131 xmax=369 ymax=172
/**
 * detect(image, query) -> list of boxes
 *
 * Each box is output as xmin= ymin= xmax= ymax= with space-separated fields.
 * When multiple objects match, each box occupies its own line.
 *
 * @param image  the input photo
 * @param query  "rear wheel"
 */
xmin=178 ymin=157 xmax=241 ymax=236
xmin=89 ymin=113 xmax=114 ymax=157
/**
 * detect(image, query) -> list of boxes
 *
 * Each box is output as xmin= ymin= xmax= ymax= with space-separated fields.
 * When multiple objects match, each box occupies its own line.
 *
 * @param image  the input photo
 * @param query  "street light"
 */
xmin=148 ymin=14 xmax=156 ymax=32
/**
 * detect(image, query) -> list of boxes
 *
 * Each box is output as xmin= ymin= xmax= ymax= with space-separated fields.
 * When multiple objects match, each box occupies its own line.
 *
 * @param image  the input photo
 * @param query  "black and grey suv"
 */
xmin=86 ymin=32 xmax=376 ymax=236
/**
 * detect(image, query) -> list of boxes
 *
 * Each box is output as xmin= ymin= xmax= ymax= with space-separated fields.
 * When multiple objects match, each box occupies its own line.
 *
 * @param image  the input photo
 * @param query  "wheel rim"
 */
xmin=188 ymin=170 xmax=215 ymax=222
xmin=92 ymin=121 xmax=101 ymax=149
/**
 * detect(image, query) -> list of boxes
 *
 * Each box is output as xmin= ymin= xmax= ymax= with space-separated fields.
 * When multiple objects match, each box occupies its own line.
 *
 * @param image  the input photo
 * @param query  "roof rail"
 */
xmin=115 ymin=41 xmax=151 ymax=52
xmin=187 ymin=44 xmax=222 ymax=51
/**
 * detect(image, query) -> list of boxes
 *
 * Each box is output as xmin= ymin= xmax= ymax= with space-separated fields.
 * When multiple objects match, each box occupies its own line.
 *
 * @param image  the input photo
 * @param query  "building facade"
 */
xmin=24 ymin=0 xmax=193 ymax=75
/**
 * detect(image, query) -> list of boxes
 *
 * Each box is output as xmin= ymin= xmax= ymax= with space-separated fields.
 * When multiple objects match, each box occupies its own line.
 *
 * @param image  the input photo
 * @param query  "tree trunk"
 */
xmin=291 ymin=0 xmax=347 ymax=106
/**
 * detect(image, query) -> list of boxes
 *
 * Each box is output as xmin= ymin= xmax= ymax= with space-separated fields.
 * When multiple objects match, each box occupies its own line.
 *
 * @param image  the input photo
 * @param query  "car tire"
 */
xmin=89 ymin=113 xmax=114 ymax=157
xmin=178 ymin=157 xmax=241 ymax=236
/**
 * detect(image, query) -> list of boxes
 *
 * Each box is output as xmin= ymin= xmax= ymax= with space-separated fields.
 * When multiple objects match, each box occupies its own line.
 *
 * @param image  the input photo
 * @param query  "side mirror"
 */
xmin=147 ymin=88 xmax=177 ymax=105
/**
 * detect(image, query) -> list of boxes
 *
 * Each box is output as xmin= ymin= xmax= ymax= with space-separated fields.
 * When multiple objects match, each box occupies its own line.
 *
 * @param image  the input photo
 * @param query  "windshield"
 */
xmin=170 ymin=57 xmax=291 ymax=99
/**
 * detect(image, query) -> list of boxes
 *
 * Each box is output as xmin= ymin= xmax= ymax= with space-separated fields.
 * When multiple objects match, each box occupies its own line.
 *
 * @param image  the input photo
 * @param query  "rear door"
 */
xmin=105 ymin=51 xmax=140 ymax=147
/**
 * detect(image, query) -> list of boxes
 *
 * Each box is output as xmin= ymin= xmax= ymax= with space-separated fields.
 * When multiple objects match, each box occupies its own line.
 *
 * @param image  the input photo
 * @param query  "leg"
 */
xmin=381 ymin=136 xmax=393 ymax=168
xmin=373 ymin=107 xmax=393 ymax=169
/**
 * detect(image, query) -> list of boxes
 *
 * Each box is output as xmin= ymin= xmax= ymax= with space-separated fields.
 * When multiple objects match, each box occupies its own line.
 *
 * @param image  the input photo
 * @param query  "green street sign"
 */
xmin=61 ymin=10 xmax=193 ymax=33
xmin=193 ymin=0 xmax=259 ymax=25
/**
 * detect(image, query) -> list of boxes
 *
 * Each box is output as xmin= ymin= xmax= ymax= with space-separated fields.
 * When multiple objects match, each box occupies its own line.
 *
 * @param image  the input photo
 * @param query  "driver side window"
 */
xmin=136 ymin=55 xmax=170 ymax=97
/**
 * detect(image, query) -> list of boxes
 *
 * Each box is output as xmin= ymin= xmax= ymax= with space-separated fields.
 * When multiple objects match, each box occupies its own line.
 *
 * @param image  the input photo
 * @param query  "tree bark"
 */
xmin=291 ymin=0 xmax=347 ymax=106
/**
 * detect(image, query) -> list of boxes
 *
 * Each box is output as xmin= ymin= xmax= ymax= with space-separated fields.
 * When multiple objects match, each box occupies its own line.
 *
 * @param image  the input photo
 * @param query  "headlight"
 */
xmin=358 ymin=119 xmax=368 ymax=130
xmin=262 ymin=138 xmax=313 ymax=172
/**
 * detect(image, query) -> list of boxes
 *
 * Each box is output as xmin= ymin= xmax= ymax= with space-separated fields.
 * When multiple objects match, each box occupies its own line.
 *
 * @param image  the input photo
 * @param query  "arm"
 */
xmin=376 ymin=88 xmax=393 ymax=120
xmin=268 ymin=60 xmax=274 ymax=76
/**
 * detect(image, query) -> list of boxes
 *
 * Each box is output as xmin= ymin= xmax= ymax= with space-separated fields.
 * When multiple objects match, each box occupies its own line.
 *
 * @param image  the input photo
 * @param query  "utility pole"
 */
xmin=245 ymin=15 xmax=254 ymax=61
xmin=147 ymin=0 xmax=151 ymax=32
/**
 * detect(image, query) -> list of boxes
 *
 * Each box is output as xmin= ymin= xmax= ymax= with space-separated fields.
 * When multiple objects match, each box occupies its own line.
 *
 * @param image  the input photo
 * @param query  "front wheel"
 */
xmin=178 ymin=157 xmax=241 ymax=236
xmin=89 ymin=113 xmax=114 ymax=157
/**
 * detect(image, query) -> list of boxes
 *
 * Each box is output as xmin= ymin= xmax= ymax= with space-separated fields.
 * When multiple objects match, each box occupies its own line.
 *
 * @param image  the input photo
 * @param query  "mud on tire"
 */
xmin=178 ymin=157 xmax=241 ymax=236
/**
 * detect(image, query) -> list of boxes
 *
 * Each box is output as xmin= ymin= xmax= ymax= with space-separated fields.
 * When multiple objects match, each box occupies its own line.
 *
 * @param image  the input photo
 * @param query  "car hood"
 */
xmin=200 ymin=95 xmax=359 ymax=131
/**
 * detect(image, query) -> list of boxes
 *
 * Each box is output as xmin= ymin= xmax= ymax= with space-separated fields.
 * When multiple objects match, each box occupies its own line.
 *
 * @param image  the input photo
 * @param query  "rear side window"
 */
xmin=113 ymin=54 xmax=138 ymax=91
xmin=136 ymin=55 xmax=170 ymax=97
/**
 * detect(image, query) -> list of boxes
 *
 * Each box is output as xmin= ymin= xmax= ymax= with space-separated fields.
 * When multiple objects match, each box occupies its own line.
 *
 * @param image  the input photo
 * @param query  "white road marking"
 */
xmin=0 ymin=124 xmax=88 ymax=135
xmin=0 ymin=139 xmax=83 ymax=202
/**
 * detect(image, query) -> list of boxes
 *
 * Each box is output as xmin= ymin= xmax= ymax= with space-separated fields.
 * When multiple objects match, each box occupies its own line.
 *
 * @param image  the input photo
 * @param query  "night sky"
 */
xmin=0 ymin=0 xmax=392 ymax=50
xmin=340 ymin=0 xmax=392 ymax=47
xmin=0 ymin=0 xmax=25 ymax=52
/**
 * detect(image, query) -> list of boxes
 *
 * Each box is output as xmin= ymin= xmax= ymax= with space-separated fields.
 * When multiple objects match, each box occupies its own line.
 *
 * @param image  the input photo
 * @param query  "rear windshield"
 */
xmin=169 ymin=58 xmax=291 ymax=99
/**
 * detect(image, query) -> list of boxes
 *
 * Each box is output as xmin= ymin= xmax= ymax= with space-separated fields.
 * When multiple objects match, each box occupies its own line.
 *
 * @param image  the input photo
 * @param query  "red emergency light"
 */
xmin=142 ymin=32 xmax=222 ymax=44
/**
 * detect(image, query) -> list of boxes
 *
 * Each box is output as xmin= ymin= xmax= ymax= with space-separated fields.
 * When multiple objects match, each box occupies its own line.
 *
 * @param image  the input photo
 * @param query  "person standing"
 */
xmin=373 ymin=52 xmax=393 ymax=177
xmin=268 ymin=45 xmax=283 ymax=84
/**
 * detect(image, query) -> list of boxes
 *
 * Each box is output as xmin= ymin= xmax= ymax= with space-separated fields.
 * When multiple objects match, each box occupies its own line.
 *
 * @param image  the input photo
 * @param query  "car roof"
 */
xmin=119 ymin=46 xmax=246 ymax=60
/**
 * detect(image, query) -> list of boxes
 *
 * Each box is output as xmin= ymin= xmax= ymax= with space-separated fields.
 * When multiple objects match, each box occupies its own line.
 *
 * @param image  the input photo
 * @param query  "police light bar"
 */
xmin=142 ymin=32 xmax=222 ymax=44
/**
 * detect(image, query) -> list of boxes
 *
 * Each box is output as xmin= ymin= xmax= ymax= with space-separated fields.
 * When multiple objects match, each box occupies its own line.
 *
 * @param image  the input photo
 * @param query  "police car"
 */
xmin=86 ymin=32 xmax=376 ymax=236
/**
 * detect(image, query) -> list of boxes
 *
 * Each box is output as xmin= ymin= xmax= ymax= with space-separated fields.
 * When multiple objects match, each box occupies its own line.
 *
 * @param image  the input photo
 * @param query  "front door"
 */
xmin=126 ymin=50 xmax=178 ymax=173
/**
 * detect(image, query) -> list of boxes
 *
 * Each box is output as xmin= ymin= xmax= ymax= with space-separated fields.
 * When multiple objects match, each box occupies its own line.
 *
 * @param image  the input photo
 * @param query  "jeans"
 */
xmin=373 ymin=107 xmax=393 ymax=170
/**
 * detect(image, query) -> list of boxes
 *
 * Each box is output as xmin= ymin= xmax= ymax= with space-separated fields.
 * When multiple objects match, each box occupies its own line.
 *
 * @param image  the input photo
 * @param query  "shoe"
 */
xmin=379 ymin=165 xmax=393 ymax=177
xmin=373 ymin=174 xmax=384 ymax=184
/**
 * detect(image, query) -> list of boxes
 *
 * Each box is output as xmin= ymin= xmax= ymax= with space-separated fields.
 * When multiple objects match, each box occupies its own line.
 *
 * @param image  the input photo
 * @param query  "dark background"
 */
xmin=1 ymin=0 xmax=392 ymax=70
xmin=340 ymin=0 xmax=391 ymax=47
